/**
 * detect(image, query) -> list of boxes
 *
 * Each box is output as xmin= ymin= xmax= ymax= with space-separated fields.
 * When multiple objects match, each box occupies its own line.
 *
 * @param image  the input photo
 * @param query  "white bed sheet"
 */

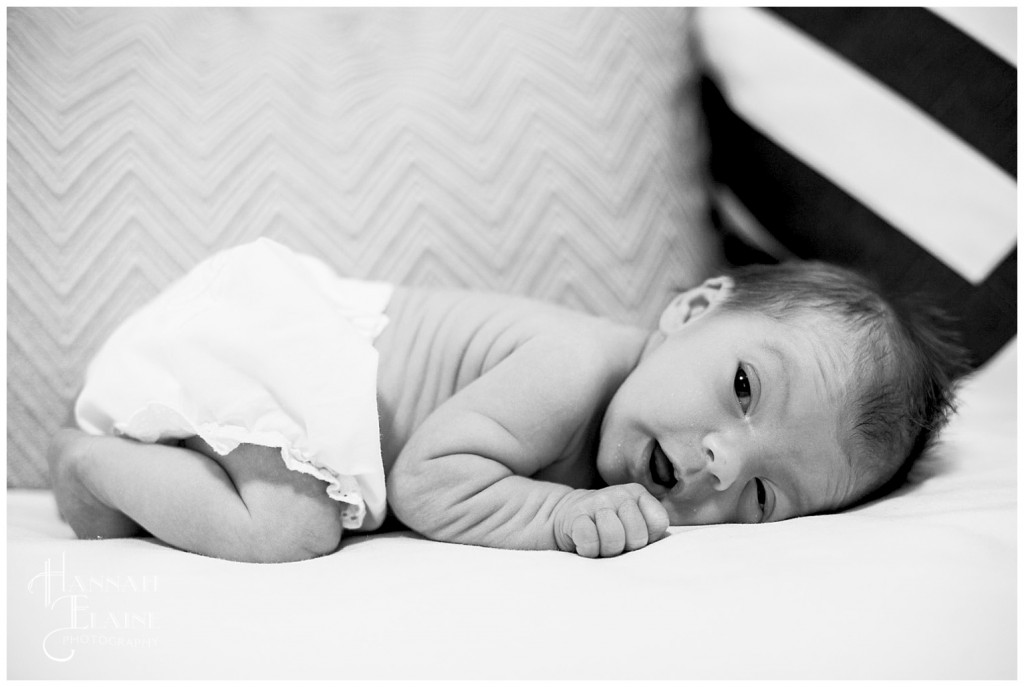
xmin=7 ymin=342 xmax=1017 ymax=679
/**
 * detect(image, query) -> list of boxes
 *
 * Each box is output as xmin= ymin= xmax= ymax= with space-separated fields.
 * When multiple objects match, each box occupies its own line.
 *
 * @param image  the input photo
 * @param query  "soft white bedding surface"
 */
xmin=7 ymin=342 xmax=1017 ymax=679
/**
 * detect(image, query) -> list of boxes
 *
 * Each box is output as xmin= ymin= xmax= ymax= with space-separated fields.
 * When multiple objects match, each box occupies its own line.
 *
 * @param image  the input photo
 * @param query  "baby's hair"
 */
xmin=714 ymin=260 xmax=972 ymax=507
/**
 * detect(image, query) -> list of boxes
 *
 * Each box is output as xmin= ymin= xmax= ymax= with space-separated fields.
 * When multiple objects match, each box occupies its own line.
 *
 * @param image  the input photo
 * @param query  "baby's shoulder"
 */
xmin=462 ymin=288 xmax=644 ymax=365
xmin=376 ymin=286 xmax=647 ymax=467
xmin=479 ymin=293 xmax=648 ymax=400
xmin=523 ymin=313 xmax=642 ymax=378
xmin=384 ymin=285 xmax=645 ymax=381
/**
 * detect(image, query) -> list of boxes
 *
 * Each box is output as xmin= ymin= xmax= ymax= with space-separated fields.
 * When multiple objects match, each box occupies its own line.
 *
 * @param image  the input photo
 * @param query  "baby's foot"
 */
xmin=47 ymin=429 xmax=140 ymax=539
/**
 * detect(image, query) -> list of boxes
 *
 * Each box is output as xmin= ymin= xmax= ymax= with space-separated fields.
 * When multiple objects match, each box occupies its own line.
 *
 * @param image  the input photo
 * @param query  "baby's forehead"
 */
xmin=759 ymin=305 xmax=857 ymax=339
xmin=727 ymin=308 xmax=862 ymax=373
xmin=746 ymin=314 xmax=870 ymax=502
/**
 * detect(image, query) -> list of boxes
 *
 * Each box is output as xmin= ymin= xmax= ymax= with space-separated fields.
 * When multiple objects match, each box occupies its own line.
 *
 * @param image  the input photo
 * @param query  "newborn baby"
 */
xmin=48 ymin=239 xmax=968 ymax=562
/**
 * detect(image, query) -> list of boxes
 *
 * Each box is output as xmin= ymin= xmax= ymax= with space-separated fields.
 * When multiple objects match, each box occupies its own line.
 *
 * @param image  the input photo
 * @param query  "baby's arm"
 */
xmin=386 ymin=335 xmax=669 ymax=557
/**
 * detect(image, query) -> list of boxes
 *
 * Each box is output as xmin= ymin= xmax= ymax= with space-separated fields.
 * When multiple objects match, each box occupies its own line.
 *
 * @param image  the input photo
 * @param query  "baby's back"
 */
xmin=374 ymin=286 xmax=644 ymax=481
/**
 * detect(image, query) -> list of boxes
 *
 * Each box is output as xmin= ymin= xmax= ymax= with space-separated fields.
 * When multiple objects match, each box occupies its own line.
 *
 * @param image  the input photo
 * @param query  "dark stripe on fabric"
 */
xmin=701 ymin=76 xmax=1016 ymax=368
xmin=768 ymin=7 xmax=1017 ymax=178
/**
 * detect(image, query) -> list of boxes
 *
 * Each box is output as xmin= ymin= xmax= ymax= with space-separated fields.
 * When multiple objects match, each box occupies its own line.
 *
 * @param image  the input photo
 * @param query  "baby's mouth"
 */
xmin=649 ymin=441 xmax=678 ymax=490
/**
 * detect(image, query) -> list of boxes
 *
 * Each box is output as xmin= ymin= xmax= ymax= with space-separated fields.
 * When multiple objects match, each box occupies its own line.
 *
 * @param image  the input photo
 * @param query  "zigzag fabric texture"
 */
xmin=7 ymin=8 xmax=719 ymax=487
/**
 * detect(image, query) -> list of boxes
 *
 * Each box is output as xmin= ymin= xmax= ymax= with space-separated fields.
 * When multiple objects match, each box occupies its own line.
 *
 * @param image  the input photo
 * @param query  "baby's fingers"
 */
xmin=637 ymin=492 xmax=671 ymax=544
xmin=595 ymin=509 xmax=626 ymax=557
xmin=617 ymin=501 xmax=651 ymax=552
xmin=570 ymin=515 xmax=600 ymax=558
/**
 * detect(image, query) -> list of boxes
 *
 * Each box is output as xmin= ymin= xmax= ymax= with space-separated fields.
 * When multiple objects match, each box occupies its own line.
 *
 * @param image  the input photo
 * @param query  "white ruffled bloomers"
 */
xmin=74 ymin=238 xmax=392 ymax=532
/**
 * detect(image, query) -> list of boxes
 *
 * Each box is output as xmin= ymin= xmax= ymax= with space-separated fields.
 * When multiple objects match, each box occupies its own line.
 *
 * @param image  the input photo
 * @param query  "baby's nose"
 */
xmin=701 ymin=436 xmax=741 ymax=491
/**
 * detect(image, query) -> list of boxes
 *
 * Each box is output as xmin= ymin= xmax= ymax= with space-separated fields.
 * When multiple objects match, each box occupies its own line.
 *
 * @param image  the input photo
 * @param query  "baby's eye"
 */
xmin=733 ymin=365 xmax=752 ymax=414
xmin=754 ymin=478 xmax=767 ymax=514
xmin=750 ymin=477 xmax=775 ymax=523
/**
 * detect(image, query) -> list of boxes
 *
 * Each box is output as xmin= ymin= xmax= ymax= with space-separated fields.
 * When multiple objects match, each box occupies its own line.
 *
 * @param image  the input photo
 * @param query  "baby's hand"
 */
xmin=554 ymin=484 xmax=670 ymax=558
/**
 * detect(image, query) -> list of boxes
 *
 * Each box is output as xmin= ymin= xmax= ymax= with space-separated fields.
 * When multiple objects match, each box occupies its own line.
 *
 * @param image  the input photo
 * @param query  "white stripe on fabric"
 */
xmin=696 ymin=7 xmax=1017 ymax=285
xmin=713 ymin=184 xmax=795 ymax=261
xmin=929 ymin=7 xmax=1017 ymax=66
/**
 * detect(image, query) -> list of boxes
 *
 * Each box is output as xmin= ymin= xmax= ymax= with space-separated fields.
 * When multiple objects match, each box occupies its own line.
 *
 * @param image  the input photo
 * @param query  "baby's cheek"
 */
xmin=594 ymin=443 xmax=627 ymax=486
xmin=662 ymin=493 xmax=735 ymax=526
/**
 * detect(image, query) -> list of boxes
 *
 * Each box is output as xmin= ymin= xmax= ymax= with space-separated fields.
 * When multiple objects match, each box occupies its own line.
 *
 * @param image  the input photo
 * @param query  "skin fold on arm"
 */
xmin=386 ymin=333 xmax=668 ymax=555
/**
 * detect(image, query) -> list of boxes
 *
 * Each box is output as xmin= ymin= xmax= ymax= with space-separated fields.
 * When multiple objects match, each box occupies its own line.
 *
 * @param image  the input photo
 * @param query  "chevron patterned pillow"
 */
xmin=7 ymin=8 xmax=721 ymax=487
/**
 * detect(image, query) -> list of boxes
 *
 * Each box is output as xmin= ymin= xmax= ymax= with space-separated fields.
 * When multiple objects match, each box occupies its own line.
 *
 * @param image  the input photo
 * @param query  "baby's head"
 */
xmin=596 ymin=260 xmax=971 ymax=525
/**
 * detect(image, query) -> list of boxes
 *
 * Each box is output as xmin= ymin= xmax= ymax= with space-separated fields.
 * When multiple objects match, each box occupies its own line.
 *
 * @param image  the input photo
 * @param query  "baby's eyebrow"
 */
xmin=758 ymin=342 xmax=792 ymax=418
xmin=759 ymin=341 xmax=846 ymax=517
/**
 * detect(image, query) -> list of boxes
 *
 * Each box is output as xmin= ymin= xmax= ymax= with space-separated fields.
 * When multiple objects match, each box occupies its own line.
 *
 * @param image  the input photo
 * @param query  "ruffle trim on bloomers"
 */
xmin=75 ymin=238 xmax=393 ymax=533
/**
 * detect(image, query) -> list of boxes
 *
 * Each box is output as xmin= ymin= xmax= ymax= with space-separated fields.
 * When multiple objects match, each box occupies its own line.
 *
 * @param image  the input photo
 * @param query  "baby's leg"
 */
xmin=48 ymin=429 xmax=343 ymax=563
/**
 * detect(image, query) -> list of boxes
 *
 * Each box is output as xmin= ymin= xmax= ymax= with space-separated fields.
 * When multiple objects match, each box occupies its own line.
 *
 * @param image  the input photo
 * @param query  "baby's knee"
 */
xmin=47 ymin=428 xmax=93 ymax=473
xmin=289 ymin=499 xmax=345 ymax=560
xmin=242 ymin=496 xmax=343 ymax=564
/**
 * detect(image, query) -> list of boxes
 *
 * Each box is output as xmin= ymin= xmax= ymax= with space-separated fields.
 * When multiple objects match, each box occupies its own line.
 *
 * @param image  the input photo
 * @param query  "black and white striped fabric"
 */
xmin=695 ymin=7 xmax=1016 ymax=368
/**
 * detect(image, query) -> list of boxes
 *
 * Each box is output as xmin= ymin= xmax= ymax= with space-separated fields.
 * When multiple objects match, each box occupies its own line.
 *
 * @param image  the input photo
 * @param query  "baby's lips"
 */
xmin=640 ymin=438 xmax=667 ymax=497
xmin=649 ymin=441 xmax=680 ymax=492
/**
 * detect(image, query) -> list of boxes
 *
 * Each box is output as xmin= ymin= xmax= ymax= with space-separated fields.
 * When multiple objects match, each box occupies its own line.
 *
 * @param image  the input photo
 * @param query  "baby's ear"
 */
xmin=659 ymin=276 xmax=734 ymax=333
